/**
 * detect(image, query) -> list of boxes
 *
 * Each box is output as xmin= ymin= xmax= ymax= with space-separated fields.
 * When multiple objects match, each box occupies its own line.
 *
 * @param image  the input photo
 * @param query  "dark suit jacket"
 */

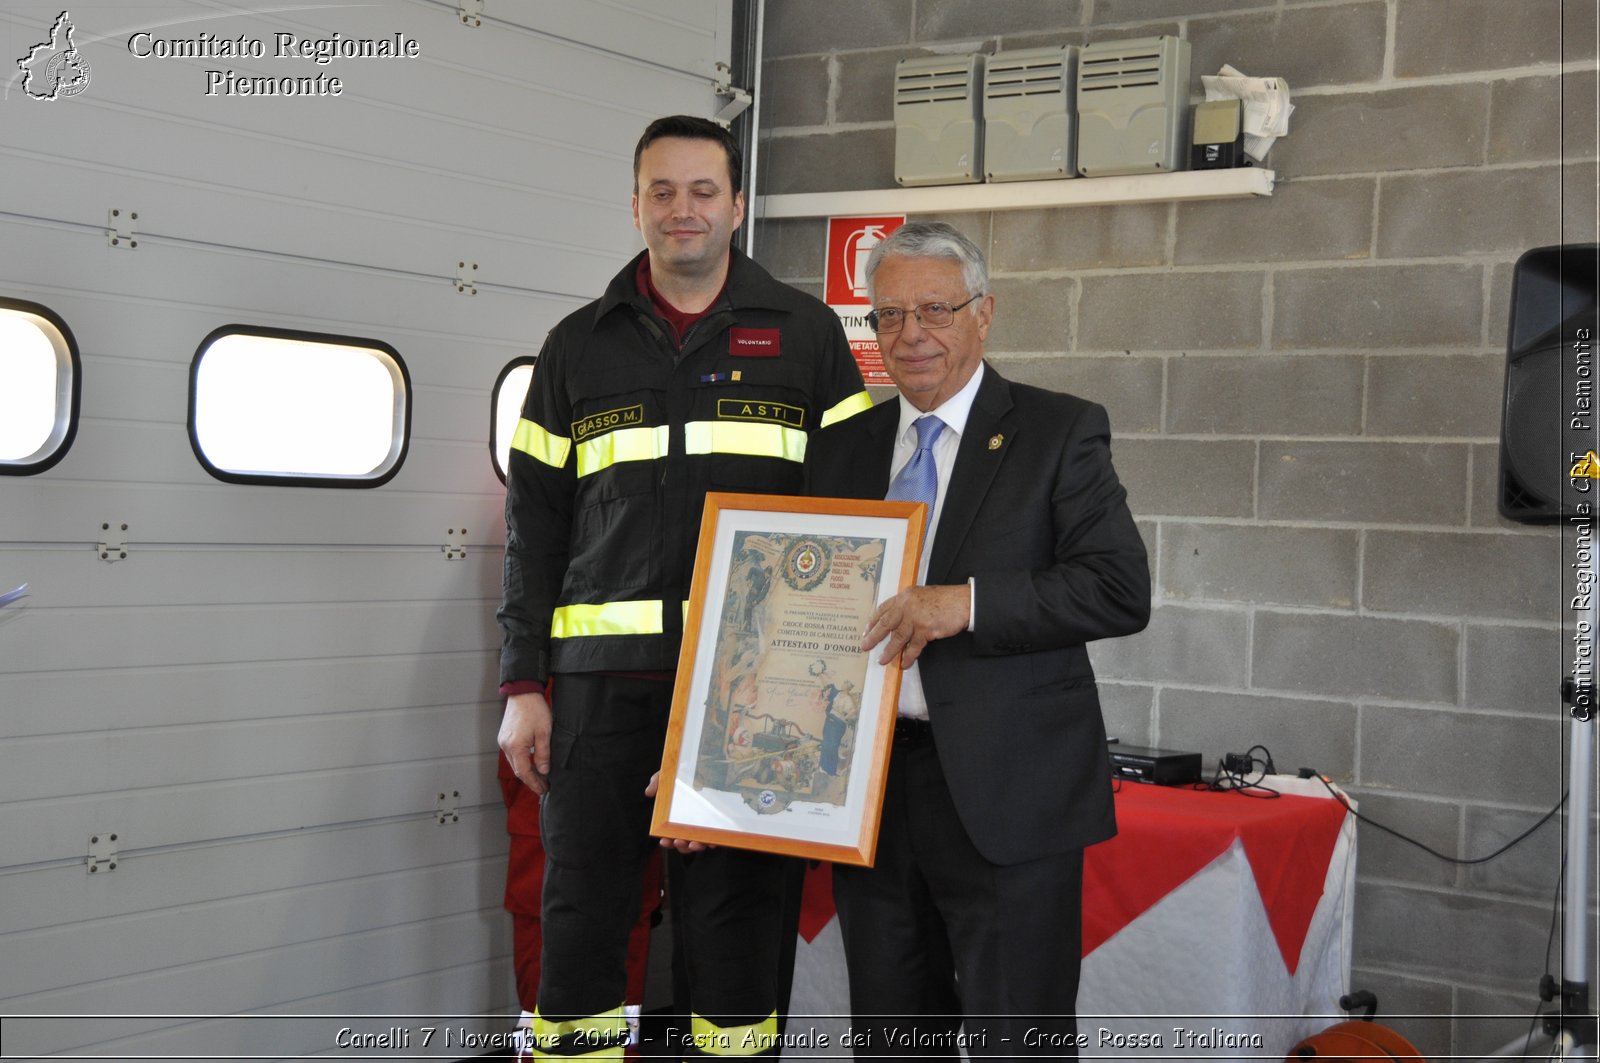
xmin=805 ymin=365 xmax=1151 ymax=866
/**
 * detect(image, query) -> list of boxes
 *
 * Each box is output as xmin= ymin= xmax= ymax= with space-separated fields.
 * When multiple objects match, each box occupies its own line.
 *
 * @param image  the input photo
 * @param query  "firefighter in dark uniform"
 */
xmin=497 ymin=115 xmax=872 ymax=1060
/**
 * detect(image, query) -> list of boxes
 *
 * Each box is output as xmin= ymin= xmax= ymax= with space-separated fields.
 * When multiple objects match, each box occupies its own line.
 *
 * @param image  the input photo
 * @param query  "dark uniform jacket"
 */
xmin=805 ymin=366 xmax=1150 ymax=864
xmin=499 ymin=248 xmax=871 ymax=685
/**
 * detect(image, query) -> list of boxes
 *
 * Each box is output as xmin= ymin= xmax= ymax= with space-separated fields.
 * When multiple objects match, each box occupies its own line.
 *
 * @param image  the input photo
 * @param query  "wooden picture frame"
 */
xmin=651 ymin=492 xmax=926 ymax=866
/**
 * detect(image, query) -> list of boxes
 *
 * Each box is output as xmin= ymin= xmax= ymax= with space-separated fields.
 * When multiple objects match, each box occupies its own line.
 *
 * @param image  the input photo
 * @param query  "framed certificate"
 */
xmin=651 ymin=492 xmax=926 ymax=865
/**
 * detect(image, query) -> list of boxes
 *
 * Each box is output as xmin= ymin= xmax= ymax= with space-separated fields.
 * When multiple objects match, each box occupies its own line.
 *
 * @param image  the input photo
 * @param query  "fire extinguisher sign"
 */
xmin=823 ymin=215 xmax=903 ymax=387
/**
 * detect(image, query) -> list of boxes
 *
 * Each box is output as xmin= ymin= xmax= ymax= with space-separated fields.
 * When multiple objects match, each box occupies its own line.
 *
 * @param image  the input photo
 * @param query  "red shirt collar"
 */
xmin=635 ymin=255 xmax=727 ymax=344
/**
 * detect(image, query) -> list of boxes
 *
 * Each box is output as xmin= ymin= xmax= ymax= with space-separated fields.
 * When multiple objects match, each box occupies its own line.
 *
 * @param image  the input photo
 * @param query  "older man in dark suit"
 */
xmin=804 ymin=221 xmax=1151 ymax=1056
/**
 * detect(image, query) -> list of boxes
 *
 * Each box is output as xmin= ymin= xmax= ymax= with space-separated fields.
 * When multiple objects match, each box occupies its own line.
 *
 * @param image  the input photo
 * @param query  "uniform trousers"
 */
xmin=497 ymin=752 xmax=661 ymax=1016
xmin=832 ymin=725 xmax=1086 ymax=1060
xmin=538 ymin=672 xmax=799 ymax=1052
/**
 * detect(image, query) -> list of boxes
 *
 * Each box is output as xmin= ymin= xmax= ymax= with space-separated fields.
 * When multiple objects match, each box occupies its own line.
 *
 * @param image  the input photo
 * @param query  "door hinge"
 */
xmin=98 ymin=521 xmax=128 ymax=562
xmin=87 ymin=832 xmax=119 ymax=874
xmin=108 ymin=208 xmax=139 ymax=249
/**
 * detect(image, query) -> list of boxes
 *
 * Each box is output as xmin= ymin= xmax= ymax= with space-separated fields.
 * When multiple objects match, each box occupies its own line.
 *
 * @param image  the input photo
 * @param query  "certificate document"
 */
xmin=653 ymin=493 xmax=924 ymax=864
xmin=693 ymin=530 xmax=884 ymax=814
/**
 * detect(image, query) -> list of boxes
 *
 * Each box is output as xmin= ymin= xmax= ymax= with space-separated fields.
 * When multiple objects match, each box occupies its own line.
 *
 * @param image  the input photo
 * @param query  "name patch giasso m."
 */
xmin=729 ymin=327 xmax=780 ymax=356
xmin=716 ymin=398 xmax=805 ymax=428
xmin=572 ymin=404 xmax=645 ymax=442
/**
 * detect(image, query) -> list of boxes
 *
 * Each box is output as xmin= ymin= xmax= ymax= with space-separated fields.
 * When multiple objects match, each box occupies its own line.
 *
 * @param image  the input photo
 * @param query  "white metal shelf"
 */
xmin=756 ymin=166 xmax=1275 ymax=218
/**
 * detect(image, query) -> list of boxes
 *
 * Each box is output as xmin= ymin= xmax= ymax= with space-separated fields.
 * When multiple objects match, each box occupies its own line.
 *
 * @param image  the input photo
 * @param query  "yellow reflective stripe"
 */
xmin=532 ymin=1006 xmax=627 ymax=1060
xmin=550 ymin=600 xmax=664 ymax=639
xmin=511 ymin=418 xmax=571 ymax=469
xmin=819 ymin=389 xmax=874 ymax=428
xmin=684 ymin=421 xmax=807 ymax=463
xmin=689 ymin=1012 xmax=779 ymax=1057
xmin=575 ymin=424 xmax=669 ymax=478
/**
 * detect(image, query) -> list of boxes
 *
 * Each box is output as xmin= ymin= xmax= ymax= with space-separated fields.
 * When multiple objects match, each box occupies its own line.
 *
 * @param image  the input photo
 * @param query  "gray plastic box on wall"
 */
xmin=894 ymin=53 xmax=985 ymax=186
xmin=983 ymin=45 xmax=1080 ymax=182
xmin=1076 ymin=35 xmax=1191 ymax=177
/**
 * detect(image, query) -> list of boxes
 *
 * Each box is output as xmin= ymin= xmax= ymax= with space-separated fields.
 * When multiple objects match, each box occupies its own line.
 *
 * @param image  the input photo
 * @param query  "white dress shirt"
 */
xmin=890 ymin=364 xmax=984 ymax=719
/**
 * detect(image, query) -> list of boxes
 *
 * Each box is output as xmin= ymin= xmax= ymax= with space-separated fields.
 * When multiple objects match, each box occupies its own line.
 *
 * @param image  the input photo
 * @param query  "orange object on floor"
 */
xmin=1287 ymin=1019 xmax=1427 ymax=1060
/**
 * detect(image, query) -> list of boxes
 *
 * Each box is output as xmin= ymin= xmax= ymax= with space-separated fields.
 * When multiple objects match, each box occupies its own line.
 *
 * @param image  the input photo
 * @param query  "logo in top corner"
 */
xmin=17 ymin=11 xmax=92 ymax=100
xmin=779 ymin=538 xmax=831 ymax=593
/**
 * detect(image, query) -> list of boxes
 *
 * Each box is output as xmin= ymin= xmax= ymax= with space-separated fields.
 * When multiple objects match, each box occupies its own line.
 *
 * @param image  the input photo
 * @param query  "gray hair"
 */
xmin=863 ymin=221 xmax=989 ymax=304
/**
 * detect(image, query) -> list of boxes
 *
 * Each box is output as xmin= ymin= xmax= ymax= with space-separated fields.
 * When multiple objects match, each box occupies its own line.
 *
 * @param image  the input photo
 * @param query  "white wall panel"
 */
xmin=0 ymin=1 xmax=716 ymax=158
xmin=0 ymin=701 xmax=498 ymax=802
xmin=0 ymin=809 xmax=507 ymax=934
xmin=1 ymin=545 xmax=501 ymax=608
xmin=484 ymin=0 xmax=727 ymax=75
xmin=392 ymin=439 xmax=508 ymax=495
xmin=12 ymin=956 xmax=519 ymax=1062
xmin=416 ymin=384 xmax=524 ymax=444
xmin=3 ymin=855 xmax=505 ymax=999
xmin=0 ymin=149 xmax=637 ymax=300
xmin=0 ymin=0 xmax=721 ymax=298
xmin=5 ymin=751 xmax=500 ymax=865
xmin=0 ymin=480 xmax=510 ymax=544
xmin=33 ymin=419 xmax=502 ymax=496
xmin=0 ymin=219 xmax=575 ymax=342
xmin=2 ymin=599 xmax=499 ymax=673
xmin=4 ymin=911 xmax=508 ymax=1054
xmin=0 ymin=0 xmax=732 ymax=1045
xmin=21 ymin=285 xmax=559 ymax=391
xmin=1 ymin=653 xmax=498 ymax=737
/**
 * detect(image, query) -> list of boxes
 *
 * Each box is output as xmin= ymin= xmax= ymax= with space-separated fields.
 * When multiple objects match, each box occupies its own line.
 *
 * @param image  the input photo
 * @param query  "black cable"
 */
xmin=1308 ymin=770 xmax=1567 ymax=866
xmin=1201 ymin=744 xmax=1281 ymax=798
xmin=1124 ymin=743 xmax=1563 ymax=867
xmin=1303 ymin=756 xmax=1568 ymax=1052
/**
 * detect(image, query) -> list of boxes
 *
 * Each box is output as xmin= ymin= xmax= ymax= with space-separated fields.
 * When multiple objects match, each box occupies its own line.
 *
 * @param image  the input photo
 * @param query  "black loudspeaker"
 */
xmin=1498 ymin=243 xmax=1600 ymax=524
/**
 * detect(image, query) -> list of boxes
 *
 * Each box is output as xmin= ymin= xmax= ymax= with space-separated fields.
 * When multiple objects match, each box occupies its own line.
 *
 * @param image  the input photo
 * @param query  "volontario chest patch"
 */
xmin=717 ymin=398 xmax=805 ymax=429
xmin=729 ymin=327 xmax=781 ymax=356
xmin=572 ymin=404 xmax=645 ymax=442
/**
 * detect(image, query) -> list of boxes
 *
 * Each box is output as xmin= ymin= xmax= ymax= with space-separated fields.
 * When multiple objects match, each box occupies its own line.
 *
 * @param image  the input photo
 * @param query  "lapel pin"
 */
xmin=988 ymin=433 xmax=1004 ymax=450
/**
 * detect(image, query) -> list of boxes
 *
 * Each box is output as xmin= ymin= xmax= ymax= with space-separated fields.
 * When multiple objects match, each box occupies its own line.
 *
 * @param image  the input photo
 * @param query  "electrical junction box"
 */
xmin=982 ymin=45 xmax=1080 ymax=182
xmin=1076 ymin=35 xmax=1191 ymax=177
xmin=894 ymin=53 xmax=985 ymax=186
xmin=1192 ymin=97 xmax=1246 ymax=169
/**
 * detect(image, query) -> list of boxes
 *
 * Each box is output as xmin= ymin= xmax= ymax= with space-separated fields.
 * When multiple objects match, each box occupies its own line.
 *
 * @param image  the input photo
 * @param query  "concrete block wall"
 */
xmin=752 ymin=0 xmax=1597 ymax=1056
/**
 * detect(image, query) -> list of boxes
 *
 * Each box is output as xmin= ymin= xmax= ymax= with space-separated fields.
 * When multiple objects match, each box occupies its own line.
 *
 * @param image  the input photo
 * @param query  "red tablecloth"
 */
xmin=1082 ymin=784 xmax=1348 ymax=974
xmin=799 ymin=783 xmax=1348 ymax=976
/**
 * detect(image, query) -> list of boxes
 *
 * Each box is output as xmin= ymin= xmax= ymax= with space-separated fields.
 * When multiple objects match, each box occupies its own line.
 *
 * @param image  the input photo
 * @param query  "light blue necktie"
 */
xmin=887 ymin=415 xmax=944 ymax=532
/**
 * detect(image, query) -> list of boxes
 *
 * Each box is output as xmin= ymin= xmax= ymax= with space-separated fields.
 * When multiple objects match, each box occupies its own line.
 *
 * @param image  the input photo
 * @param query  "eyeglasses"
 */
xmin=866 ymin=294 xmax=981 ymax=334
